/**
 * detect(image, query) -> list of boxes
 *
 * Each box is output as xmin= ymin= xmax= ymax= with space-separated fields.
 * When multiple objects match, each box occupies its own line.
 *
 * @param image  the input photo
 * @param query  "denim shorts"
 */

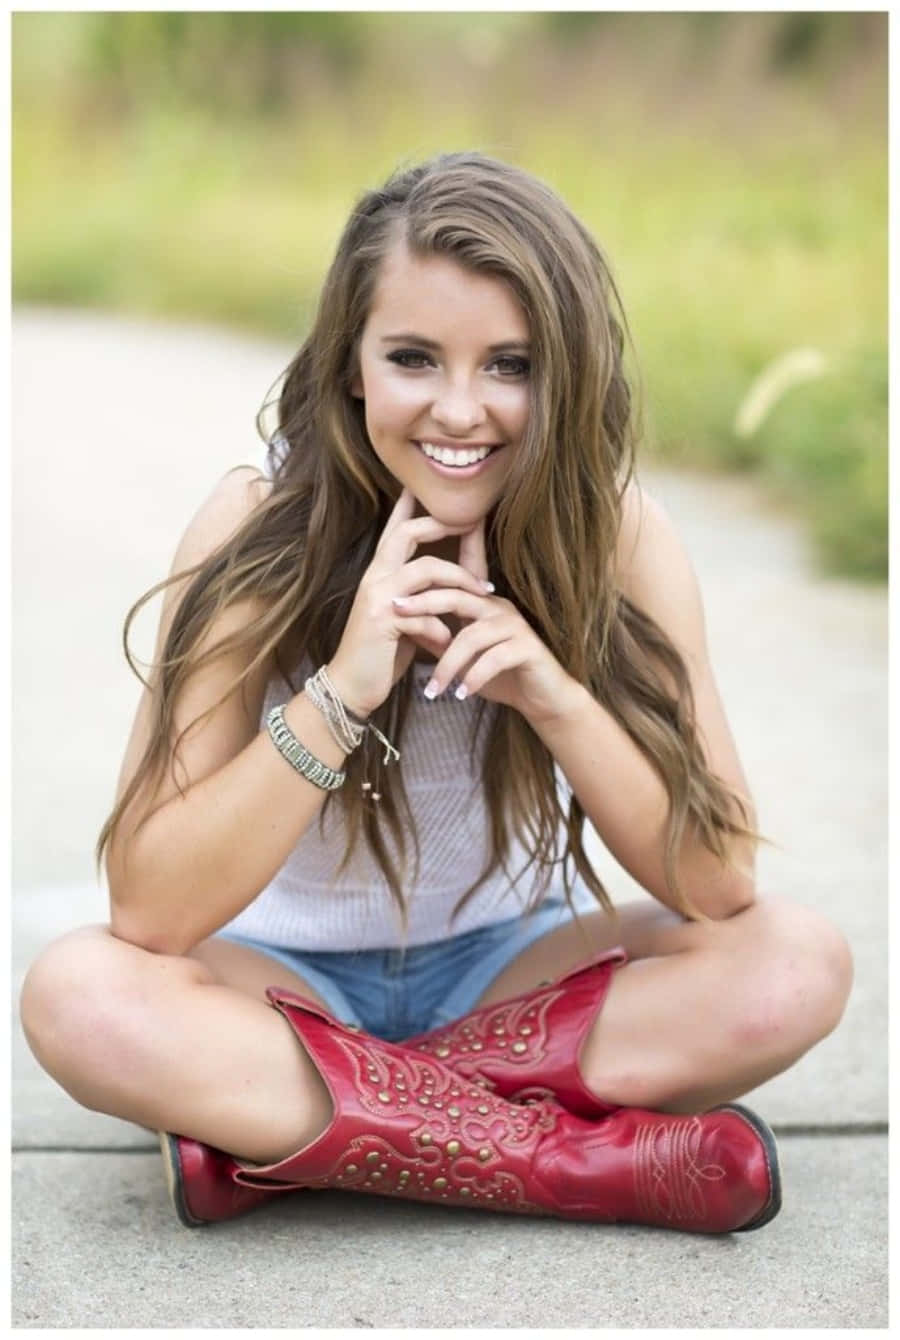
xmin=216 ymin=897 xmax=583 ymax=1042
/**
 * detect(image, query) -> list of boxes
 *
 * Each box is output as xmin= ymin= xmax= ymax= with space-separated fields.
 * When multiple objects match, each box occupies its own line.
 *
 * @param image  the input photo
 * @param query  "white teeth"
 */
xmin=421 ymin=442 xmax=492 ymax=467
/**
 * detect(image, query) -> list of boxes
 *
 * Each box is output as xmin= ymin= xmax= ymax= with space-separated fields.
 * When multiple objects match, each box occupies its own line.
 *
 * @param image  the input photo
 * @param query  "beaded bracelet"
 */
xmin=266 ymin=704 xmax=346 ymax=791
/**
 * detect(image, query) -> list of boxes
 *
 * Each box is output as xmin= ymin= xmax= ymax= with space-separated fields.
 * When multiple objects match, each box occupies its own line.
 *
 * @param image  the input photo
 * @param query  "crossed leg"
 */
xmin=19 ymin=894 xmax=852 ymax=1173
xmin=473 ymin=893 xmax=853 ymax=1113
xmin=20 ymin=926 xmax=336 ymax=1165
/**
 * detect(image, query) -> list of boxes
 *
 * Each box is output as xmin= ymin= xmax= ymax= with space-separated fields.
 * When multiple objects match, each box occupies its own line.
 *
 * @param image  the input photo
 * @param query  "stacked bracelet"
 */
xmin=304 ymin=666 xmax=367 ymax=754
xmin=266 ymin=704 xmax=345 ymax=791
xmin=303 ymin=665 xmax=400 ymax=802
xmin=267 ymin=667 xmax=401 ymax=801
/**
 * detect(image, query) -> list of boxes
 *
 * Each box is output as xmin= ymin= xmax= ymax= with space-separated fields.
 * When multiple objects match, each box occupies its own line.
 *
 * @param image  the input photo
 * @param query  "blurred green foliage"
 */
xmin=12 ymin=11 xmax=887 ymax=579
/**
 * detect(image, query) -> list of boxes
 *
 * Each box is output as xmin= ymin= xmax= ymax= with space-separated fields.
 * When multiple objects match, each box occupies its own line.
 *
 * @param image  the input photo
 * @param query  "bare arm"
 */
xmin=105 ymin=469 xmax=350 ymax=956
xmin=530 ymin=482 xmax=757 ymax=919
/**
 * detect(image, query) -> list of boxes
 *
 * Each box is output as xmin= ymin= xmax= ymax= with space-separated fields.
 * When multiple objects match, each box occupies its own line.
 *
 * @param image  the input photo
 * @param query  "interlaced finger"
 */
xmin=392 ymin=587 xmax=489 ymax=622
xmin=423 ymin=619 xmax=517 ymax=699
xmin=392 ymin=555 xmax=494 ymax=599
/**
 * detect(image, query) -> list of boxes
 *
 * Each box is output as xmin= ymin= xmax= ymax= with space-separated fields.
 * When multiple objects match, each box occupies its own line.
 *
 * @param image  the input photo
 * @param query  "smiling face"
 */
xmin=352 ymin=243 xmax=531 ymax=531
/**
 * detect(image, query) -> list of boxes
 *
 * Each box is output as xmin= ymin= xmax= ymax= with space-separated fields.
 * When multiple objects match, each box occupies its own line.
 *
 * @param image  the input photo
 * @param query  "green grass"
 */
xmin=12 ymin=16 xmax=887 ymax=580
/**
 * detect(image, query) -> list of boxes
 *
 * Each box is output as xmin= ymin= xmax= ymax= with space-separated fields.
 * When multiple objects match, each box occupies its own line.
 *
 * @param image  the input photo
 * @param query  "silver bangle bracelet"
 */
xmin=266 ymin=704 xmax=345 ymax=791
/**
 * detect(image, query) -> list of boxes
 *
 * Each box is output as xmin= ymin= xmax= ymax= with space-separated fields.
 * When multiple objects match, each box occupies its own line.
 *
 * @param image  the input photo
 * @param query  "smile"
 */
xmin=415 ymin=440 xmax=501 ymax=474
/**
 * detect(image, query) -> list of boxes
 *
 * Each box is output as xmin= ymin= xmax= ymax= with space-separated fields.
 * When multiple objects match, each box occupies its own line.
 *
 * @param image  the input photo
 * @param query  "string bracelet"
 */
xmin=304 ymin=665 xmax=367 ymax=754
xmin=266 ymin=704 xmax=345 ymax=791
xmin=303 ymin=664 xmax=400 ymax=802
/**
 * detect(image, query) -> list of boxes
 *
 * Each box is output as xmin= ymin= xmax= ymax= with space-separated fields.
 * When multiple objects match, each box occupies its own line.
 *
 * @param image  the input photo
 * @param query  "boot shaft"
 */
xmin=403 ymin=949 xmax=626 ymax=1117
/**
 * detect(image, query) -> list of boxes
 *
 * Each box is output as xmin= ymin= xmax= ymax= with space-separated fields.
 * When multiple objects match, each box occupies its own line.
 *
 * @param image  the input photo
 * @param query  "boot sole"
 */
xmin=716 ymin=1103 xmax=782 ymax=1231
xmin=158 ymin=1132 xmax=207 ymax=1229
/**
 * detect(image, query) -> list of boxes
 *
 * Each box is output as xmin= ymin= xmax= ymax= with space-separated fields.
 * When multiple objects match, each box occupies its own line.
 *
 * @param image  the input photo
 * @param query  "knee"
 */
xmin=733 ymin=897 xmax=854 ymax=1055
xmin=20 ymin=925 xmax=212 ymax=1099
xmin=22 ymin=928 xmax=96 ymax=1055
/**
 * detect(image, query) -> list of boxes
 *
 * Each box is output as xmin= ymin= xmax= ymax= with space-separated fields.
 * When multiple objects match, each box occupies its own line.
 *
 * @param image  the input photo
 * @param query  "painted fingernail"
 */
xmin=482 ymin=581 xmax=495 ymax=592
xmin=392 ymin=596 xmax=409 ymax=607
xmin=423 ymin=679 xmax=439 ymax=700
xmin=454 ymin=684 xmax=469 ymax=701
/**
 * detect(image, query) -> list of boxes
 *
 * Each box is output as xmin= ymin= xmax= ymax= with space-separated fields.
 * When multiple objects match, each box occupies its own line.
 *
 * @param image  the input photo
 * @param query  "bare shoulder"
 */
xmin=614 ymin=477 xmax=708 ymax=663
xmin=173 ymin=466 xmax=272 ymax=572
xmin=612 ymin=479 xmax=754 ymax=822
xmin=153 ymin=465 xmax=274 ymax=660
xmin=111 ymin=467 xmax=275 ymax=817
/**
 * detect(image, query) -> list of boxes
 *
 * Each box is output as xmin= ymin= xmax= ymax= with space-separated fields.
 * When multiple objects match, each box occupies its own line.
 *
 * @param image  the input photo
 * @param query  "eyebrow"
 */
xmin=380 ymin=333 xmax=531 ymax=353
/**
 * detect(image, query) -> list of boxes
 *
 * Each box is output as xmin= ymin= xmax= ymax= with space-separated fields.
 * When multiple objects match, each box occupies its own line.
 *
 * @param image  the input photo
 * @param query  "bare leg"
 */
xmin=474 ymin=894 xmax=853 ymax=1113
xmin=20 ymin=925 xmax=335 ymax=1164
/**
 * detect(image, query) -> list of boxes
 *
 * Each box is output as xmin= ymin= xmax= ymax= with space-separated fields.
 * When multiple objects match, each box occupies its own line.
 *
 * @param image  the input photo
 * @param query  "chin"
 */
xmin=423 ymin=494 xmax=494 ymax=527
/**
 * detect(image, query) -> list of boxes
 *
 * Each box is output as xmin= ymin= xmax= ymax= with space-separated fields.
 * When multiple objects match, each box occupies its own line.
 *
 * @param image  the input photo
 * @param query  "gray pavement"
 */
xmin=11 ymin=308 xmax=888 ymax=1328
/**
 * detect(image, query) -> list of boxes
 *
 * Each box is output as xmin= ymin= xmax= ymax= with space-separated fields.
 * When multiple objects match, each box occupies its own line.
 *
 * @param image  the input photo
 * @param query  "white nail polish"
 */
xmin=454 ymin=684 xmax=468 ymax=701
xmin=482 ymin=581 xmax=495 ymax=593
xmin=423 ymin=680 xmax=439 ymax=700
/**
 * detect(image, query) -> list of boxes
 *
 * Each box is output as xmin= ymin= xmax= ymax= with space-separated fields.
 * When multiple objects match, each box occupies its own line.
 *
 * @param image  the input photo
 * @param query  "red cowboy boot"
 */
xmin=161 ymin=953 xmax=625 ymax=1227
xmin=403 ymin=948 xmax=627 ymax=1117
xmin=163 ymin=986 xmax=780 ymax=1233
xmin=160 ymin=952 xmax=623 ymax=1227
xmin=159 ymin=1131 xmax=296 ymax=1227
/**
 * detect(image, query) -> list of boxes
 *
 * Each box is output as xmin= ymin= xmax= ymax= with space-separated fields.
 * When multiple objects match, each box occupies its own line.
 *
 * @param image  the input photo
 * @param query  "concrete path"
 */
xmin=11 ymin=308 xmax=888 ymax=1327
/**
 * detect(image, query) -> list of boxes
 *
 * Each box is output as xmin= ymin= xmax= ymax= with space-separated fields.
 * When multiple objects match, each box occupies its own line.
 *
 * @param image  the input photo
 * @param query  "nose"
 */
xmin=431 ymin=378 xmax=487 ymax=434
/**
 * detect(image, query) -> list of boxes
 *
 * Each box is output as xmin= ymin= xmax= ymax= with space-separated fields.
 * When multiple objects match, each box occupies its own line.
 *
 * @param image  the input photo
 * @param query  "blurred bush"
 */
xmin=12 ymin=11 xmax=887 ymax=579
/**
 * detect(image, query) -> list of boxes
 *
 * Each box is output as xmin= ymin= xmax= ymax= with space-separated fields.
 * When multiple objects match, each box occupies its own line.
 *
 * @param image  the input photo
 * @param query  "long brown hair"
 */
xmin=98 ymin=151 xmax=755 ymax=927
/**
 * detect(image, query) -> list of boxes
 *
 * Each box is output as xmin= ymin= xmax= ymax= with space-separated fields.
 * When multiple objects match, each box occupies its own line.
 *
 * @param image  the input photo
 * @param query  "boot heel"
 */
xmin=159 ymin=1130 xmax=285 ymax=1227
xmin=159 ymin=1131 xmax=206 ymax=1229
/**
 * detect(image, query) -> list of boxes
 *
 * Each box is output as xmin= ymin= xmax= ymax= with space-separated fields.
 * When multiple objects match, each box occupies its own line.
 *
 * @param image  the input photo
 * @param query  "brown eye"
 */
xmin=387 ymin=349 xmax=432 ymax=369
xmin=491 ymin=356 xmax=530 ymax=377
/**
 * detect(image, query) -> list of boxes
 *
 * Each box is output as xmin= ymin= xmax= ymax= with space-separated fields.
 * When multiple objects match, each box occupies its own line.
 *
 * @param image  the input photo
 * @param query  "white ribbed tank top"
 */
xmin=221 ymin=445 xmax=592 ymax=949
xmin=222 ymin=657 xmax=591 ymax=950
